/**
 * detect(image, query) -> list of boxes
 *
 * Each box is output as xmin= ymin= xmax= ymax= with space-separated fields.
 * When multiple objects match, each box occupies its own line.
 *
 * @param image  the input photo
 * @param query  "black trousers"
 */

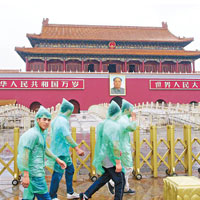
xmin=84 ymin=166 xmax=125 ymax=200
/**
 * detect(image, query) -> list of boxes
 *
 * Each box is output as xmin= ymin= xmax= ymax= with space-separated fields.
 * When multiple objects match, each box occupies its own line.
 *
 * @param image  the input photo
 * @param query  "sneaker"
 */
xmin=107 ymin=182 xmax=114 ymax=195
xmin=79 ymin=193 xmax=88 ymax=200
xmin=67 ymin=192 xmax=79 ymax=199
xmin=124 ymin=188 xmax=136 ymax=194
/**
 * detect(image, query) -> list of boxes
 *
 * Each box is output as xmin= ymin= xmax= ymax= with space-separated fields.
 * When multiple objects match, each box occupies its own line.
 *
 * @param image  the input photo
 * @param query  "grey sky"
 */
xmin=0 ymin=0 xmax=200 ymax=71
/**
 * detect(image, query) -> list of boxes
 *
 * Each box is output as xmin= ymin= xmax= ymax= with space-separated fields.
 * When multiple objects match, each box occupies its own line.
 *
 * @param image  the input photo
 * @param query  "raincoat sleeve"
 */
xmin=65 ymin=136 xmax=77 ymax=148
xmin=59 ymin=121 xmax=77 ymax=148
xmin=45 ymin=147 xmax=58 ymax=161
xmin=92 ymin=121 xmax=105 ymax=175
xmin=20 ymin=148 xmax=30 ymax=172
xmin=125 ymin=120 xmax=137 ymax=132
xmin=104 ymin=124 xmax=121 ymax=160
xmin=120 ymin=116 xmax=137 ymax=132
xmin=17 ymin=132 xmax=38 ymax=172
xmin=23 ymin=133 xmax=38 ymax=150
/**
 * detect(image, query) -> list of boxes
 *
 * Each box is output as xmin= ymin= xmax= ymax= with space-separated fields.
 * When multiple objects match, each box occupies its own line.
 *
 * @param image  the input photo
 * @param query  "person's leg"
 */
xmin=22 ymin=187 xmax=34 ymax=200
xmin=22 ymin=180 xmax=34 ymax=200
xmin=81 ymin=168 xmax=111 ymax=199
xmin=109 ymin=179 xmax=114 ymax=187
xmin=107 ymin=179 xmax=115 ymax=195
xmin=34 ymin=192 xmax=51 ymax=200
xmin=31 ymin=177 xmax=50 ymax=199
xmin=65 ymin=163 xmax=74 ymax=194
xmin=49 ymin=171 xmax=63 ymax=198
xmin=124 ymin=167 xmax=133 ymax=192
xmin=65 ymin=163 xmax=80 ymax=199
xmin=108 ymin=167 xmax=125 ymax=200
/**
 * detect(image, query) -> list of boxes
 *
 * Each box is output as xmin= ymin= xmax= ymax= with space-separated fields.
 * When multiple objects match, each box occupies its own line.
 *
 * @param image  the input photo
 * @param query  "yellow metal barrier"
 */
xmin=133 ymin=126 xmax=141 ymax=179
xmin=150 ymin=126 xmax=157 ymax=178
xmin=0 ymin=143 xmax=14 ymax=176
xmin=0 ymin=128 xmax=20 ymax=185
xmin=71 ymin=127 xmax=77 ymax=181
xmin=184 ymin=125 xmax=192 ymax=175
xmin=90 ymin=126 xmax=96 ymax=179
xmin=191 ymin=136 xmax=200 ymax=168
xmin=132 ymin=124 xmax=198 ymax=179
xmin=157 ymin=129 xmax=170 ymax=176
xmin=71 ymin=126 xmax=97 ymax=181
xmin=167 ymin=125 xmax=175 ymax=175
xmin=1 ymin=124 xmax=200 ymax=184
xmin=13 ymin=128 xmax=20 ymax=182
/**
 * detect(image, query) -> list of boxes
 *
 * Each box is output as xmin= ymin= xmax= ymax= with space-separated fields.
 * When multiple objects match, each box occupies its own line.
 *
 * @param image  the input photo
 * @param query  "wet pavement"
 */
xmin=1 ymin=171 xmax=199 ymax=200
xmin=1 ymin=120 xmax=200 ymax=200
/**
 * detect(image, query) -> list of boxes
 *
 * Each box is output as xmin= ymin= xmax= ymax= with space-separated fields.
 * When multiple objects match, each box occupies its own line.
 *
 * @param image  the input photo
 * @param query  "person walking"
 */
xmin=49 ymin=98 xmax=84 ymax=200
xmin=108 ymin=99 xmax=137 ymax=195
xmin=17 ymin=106 xmax=66 ymax=200
xmin=79 ymin=101 xmax=125 ymax=200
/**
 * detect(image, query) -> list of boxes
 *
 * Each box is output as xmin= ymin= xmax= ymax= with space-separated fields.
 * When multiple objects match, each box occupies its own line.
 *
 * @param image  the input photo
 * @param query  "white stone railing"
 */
xmin=0 ymin=104 xmax=35 ymax=130
xmin=88 ymin=101 xmax=200 ymax=130
xmin=1 ymin=101 xmax=200 ymax=130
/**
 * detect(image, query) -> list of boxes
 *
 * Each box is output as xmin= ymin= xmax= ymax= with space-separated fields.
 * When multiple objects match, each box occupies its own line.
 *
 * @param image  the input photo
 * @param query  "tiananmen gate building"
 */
xmin=1 ymin=18 xmax=200 ymax=112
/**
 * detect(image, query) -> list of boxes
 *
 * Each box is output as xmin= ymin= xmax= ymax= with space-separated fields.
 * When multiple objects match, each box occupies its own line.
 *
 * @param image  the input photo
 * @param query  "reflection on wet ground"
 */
xmin=1 ymin=171 xmax=199 ymax=200
xmin=1 ymin=126 xmax=200 ymax=199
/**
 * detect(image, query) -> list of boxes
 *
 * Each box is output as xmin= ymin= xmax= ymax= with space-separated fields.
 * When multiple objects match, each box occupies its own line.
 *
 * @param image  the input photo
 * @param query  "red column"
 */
xmin=159 ymin=60 xmax=162 ymax=72
xmin=25 ymin=58 xmax=29 ymax=71
xmin=81 ymin=60 xmax=84 ymax=72
xmin=192 ymin=61 xmax=195 ymax=73
xmin=176 ymin=61 xmax=179 ymax=73
xmin=142 ymin=60 xmax=145 ymax=72
xmin=44 ymin=59 xmax=47 ymax=71
xmin=99 ymin=60 xmax=102 ymax=72
xmin=63 ymin=60 xmax=66 ymax=72
xmin=124 ymin=60 xmax=127 ymax=73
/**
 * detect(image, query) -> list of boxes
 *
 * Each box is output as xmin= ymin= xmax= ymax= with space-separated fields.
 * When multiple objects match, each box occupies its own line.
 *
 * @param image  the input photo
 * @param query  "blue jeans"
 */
xmin=23 ymin=192 xmax=51 ymax=200
xmin=49 ymin=163 xmax=74 ymax=198
xmin=34 ymin=192 xmax=51 ymax=200
xmin=84 ymin=166 xmax=125 ymax=200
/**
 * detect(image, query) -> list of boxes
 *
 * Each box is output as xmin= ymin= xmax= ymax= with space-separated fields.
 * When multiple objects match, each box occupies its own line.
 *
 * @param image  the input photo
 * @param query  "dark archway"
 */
xmin=190 ymin=101 xmax=198 ymax=106
xmin=108 ymin=64 xmax=116 ymax=73
xmin=88 ymin=64 xmax=94 ymax=72
xmin=110 ymin=96 xmax=123 ymax=108
xmin=156 ymin=99 xmax=166 ymax=104
xmin=30 ymin=101 xmax=41 ymax=112
xmin=69 ymin=99 xmax=80 ymax=113
xmin=129 ymin=64 xmax=135 ymax=72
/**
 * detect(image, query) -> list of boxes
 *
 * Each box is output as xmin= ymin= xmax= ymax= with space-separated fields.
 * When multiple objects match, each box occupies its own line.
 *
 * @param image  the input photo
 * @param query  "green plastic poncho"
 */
xmin=93 ymin=101 xmax=124 ymax=175
xmin=119 ymin=99 xmax=137 ymax=167
xmin=49 ymin=98 xmax=77 ymax=173
xmin=17 ymin=106 xmax=56 ymax=199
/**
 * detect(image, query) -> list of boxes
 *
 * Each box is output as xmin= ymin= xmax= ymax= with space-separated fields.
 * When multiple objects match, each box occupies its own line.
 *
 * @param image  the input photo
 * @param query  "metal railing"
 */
xmin=1 ymin=125 xmax=200 ymax=185
xmin=132 ymin=125 xmax=199 ymax=179
xmin=0 ymin=128 xmax=20 ymax=185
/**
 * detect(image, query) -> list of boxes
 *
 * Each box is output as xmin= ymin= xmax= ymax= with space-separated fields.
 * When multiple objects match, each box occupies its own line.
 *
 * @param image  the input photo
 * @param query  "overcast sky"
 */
xmin=1 ymin=0 xmax=200 ymax=71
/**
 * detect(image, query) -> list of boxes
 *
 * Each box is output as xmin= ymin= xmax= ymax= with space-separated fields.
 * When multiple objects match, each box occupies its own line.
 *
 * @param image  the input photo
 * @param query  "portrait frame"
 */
xmin=109 ymin=74 xmax=126 ymax=96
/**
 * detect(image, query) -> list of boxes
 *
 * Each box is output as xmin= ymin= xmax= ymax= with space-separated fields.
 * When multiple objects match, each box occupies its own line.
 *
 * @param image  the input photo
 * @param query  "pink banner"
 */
xmin=0 ymin=79 xmax=84 ymax=89
xmin=150 ymin=80 xmax=200 ymax=90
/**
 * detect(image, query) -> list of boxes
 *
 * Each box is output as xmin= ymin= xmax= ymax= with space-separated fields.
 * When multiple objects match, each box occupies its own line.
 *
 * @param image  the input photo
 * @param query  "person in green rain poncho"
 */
xmin=49 ymin=98 xmax=84 ymax=200
xmin=17 ymin=106 xmax=66 ymax=200
xmin=79 ymin=101 xmax=125 ymax=200
xmin=107 ymin=99 xmax=137 ymax=195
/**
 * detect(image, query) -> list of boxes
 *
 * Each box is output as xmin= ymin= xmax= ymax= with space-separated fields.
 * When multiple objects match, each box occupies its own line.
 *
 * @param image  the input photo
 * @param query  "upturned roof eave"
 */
xmin=15 ymin=47 xmax=200 ymax=59
xmin=26 ymin=34 xmax=193 ymax=44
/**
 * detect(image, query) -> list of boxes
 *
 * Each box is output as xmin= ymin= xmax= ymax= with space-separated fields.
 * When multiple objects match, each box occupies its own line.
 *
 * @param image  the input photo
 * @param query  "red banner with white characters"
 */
xmin=0 ymin=79 xmax=84 ymax=89
xmin=150 ymin=80 xmax=200 ymax=90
